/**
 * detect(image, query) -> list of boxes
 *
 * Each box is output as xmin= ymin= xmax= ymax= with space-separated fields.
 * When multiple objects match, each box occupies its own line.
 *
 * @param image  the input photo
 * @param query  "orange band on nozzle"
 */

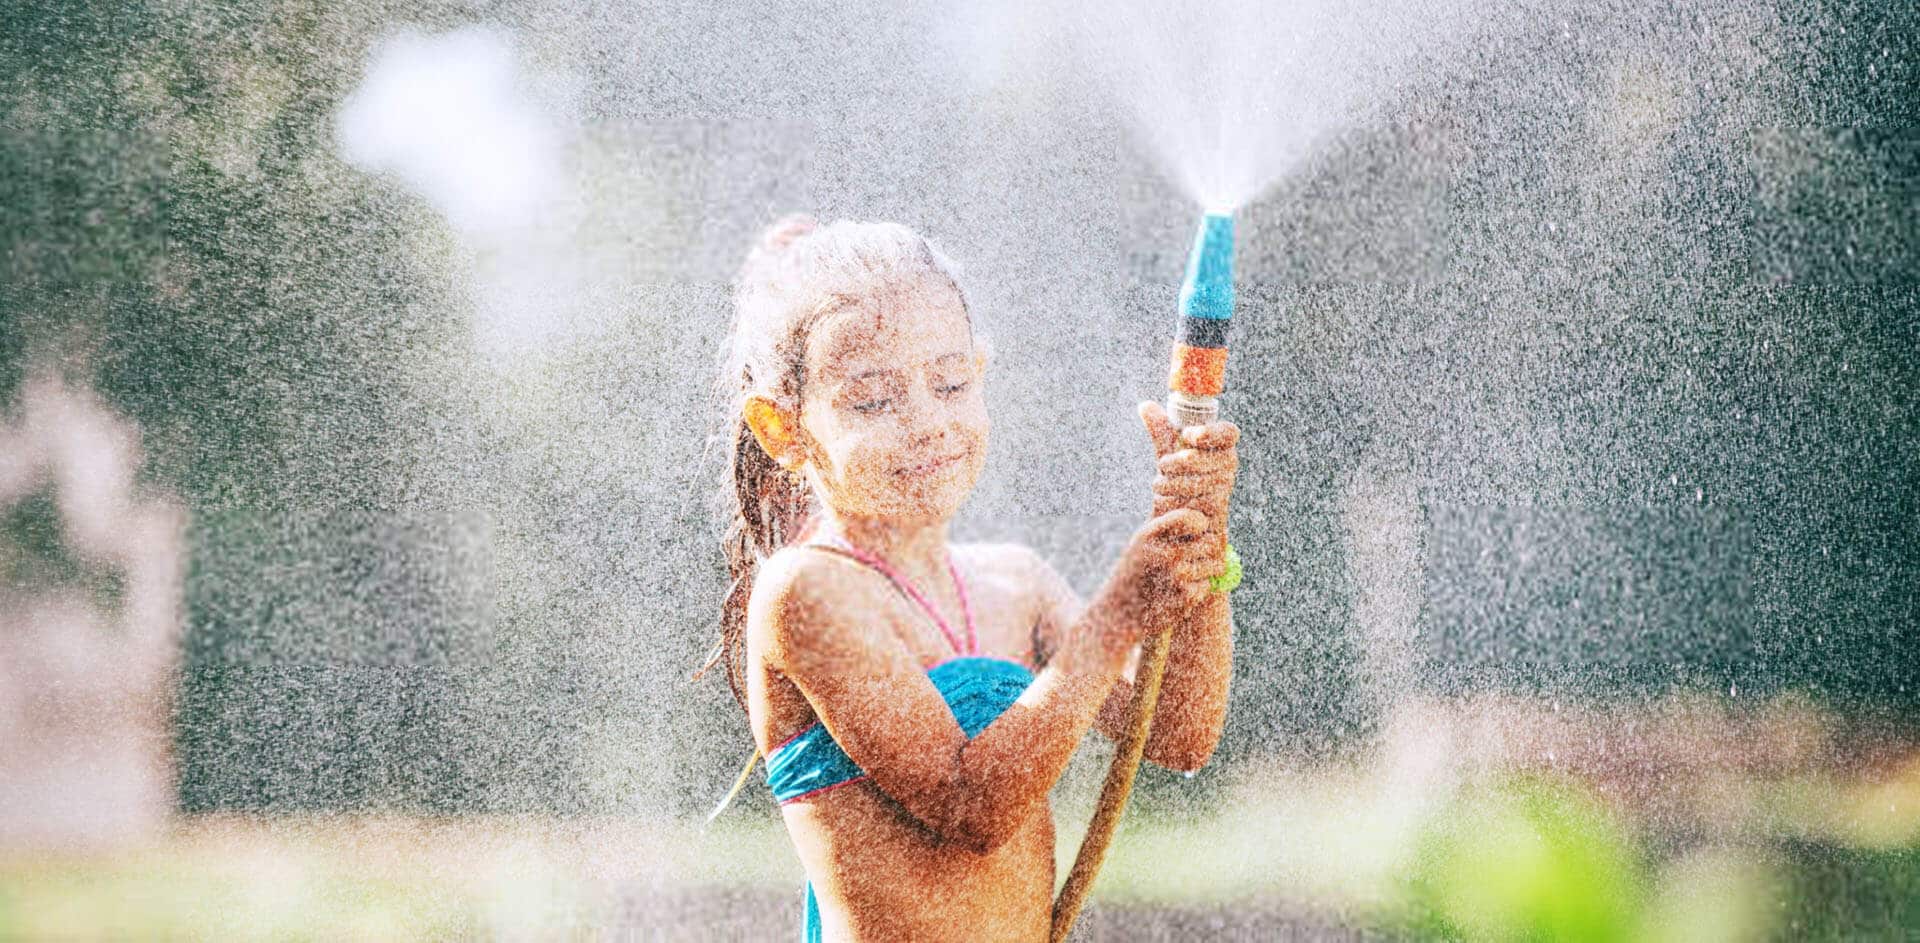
xmin=1168 ymin=344 xmax=1227 ymax=396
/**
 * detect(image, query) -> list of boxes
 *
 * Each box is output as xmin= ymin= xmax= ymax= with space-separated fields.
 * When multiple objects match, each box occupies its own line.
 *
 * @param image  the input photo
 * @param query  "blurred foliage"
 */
xmin=0 ymin=815 xmax=789 ymax=940
xmin=1399 ymin=773 xmax=1920 ymax=940
xmin=2 ymin=1 xmax=468 ymax=505
xmin=1405 ymin=777 xmax=1646 ymax=941
xmin=1782 ymin=847 xmax=1920 ymax=940
xmin=1 ymin=769 xmax=1911 ymax=938
xmin=0 ymin=490 xmax=126 ymax=608
xmin=1 ymin=0 xmax=503 ymax=813
xmin=1230 ymin=0 xmax=1919 ymax=757
xmin=0 ymin=843 xmax=490 ymax=939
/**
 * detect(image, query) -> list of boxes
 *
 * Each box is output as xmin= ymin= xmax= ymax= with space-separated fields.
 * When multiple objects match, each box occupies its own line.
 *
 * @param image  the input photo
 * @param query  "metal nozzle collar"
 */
xmin=1167 ymin=391 xmax=1218 ymax=430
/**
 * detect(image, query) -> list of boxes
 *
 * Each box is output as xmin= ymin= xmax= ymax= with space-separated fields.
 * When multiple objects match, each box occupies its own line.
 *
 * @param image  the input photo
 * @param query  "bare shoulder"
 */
xmin=746 ymin=544 xmax=886 ymax=672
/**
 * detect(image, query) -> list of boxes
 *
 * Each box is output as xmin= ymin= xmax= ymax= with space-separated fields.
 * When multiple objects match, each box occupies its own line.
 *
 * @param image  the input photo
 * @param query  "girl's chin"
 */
xmin=820 ymin=469 xmax=979 ymax=527
xmin=834 ymin=492 xmax=971 ymax=527
xmin=901 ymin=480 xmax=975 ymax=517
xmin=882 ymin=498 xmax=969 ymax=526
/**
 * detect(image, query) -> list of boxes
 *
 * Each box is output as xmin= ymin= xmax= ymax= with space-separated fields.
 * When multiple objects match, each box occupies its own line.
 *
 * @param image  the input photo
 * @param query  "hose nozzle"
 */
xmin=1167 ymin=213 xmax=1235 ymax=428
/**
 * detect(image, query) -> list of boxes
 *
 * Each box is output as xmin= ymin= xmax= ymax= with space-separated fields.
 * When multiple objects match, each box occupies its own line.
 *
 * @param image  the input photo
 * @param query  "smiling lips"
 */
xmin=899 ymin=454 xmax=965 ymax=476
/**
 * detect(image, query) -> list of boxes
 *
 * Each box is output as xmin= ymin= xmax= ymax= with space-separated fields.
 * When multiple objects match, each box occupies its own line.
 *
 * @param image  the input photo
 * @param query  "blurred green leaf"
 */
xmin=1406 ymin=776 xmax=1646 ymax=942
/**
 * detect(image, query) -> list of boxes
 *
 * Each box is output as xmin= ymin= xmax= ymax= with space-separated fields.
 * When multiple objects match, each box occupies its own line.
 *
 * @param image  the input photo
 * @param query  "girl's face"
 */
xmin=795 ymin=276 xmax=988 ymax=526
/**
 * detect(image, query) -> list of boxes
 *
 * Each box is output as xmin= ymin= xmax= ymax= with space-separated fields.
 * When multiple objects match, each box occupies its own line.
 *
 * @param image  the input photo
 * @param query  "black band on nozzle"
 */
xmin=1177 ymin=315 xmax=1230 ymax=349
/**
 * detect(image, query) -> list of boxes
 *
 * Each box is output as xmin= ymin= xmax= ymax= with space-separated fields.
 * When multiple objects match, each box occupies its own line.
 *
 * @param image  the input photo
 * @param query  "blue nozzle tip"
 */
xmin=1179 ymin=213 xmax=1235 ymax=322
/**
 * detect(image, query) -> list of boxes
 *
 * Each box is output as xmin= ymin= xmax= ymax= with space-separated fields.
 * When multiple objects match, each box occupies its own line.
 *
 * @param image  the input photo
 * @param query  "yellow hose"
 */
xmin=1050 ymin=621 xmax=1178 ymax=941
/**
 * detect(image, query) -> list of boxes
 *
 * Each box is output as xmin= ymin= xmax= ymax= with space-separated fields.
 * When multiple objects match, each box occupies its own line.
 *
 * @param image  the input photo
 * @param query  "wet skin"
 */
xmin=742 ymin=277 xmax=1238 ymax=941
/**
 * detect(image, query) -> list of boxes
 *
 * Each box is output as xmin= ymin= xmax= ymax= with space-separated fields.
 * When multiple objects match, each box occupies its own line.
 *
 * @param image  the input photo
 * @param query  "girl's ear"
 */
xmin=744 ymin=396 xmax=804 ymax=470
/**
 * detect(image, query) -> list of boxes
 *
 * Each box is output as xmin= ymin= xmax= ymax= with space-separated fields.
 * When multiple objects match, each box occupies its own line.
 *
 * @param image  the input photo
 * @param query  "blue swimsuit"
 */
xmin=763 ymin=534 xmax=1036 ymax=942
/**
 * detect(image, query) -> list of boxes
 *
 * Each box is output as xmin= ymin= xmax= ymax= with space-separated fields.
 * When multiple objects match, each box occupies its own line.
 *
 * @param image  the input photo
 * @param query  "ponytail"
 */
xmin=698 ymin=412 xmax=815 ymax=713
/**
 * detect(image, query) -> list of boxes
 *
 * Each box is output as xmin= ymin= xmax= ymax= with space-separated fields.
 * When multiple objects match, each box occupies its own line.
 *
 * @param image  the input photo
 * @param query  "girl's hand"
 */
xmin=1139 ymin=401 xmax=1238 ymax=580
xmin=1083 ymin=404 xmax=1240 ymax=658
xmin=1092 ymin=507 xmax=1214 ymax=655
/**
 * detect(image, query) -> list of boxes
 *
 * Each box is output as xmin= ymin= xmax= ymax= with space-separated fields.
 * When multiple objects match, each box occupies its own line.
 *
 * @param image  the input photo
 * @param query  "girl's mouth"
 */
xmin=898 ymin=453 xmax=964 ymax=477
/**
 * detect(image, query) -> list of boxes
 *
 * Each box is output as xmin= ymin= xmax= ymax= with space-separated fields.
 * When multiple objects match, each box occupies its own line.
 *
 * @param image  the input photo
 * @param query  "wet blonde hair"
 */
xmin=698 ymin=214 xmax=981 ymax=714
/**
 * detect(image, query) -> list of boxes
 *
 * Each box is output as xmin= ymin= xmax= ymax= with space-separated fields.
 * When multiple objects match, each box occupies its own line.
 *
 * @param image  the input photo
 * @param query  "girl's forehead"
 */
xmin=806 ymin=288 xmax=971 ymax=383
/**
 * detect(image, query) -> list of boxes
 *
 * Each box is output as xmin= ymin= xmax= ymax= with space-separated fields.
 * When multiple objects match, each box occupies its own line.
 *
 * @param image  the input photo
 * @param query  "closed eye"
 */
xmin=938 ymin=382 xmax=969 ymax=395
xmin=853 ymin=399 xmax=892 ymax=413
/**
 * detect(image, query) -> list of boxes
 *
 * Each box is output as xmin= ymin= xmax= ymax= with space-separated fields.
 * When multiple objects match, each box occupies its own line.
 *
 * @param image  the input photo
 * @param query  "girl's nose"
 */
xmin=899 ymin=383 xmax=949 ymax=443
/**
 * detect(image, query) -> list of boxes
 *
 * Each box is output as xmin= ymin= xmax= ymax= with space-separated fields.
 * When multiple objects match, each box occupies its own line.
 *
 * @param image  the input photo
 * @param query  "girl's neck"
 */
xmin=818 ymin=509 xmax=954 ymax=587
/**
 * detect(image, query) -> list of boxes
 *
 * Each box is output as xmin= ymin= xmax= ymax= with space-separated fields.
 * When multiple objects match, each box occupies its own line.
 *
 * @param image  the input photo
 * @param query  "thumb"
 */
xmin=1139 ymin=400 xmax=1179 ymax=459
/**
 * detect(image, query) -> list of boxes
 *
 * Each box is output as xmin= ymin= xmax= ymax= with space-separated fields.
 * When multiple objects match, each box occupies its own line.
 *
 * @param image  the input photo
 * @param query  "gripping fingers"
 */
xmin=1172 ymin=565 xmax=1213 ymax=603
xmin=1175 ymin=541 xmax=1221 ymax=603
xmin=1159 ymin=451 xmax=1237 ymax=480
xmin=1153 ymin=471 xmax=1233 ymax=499
xmin=1174 ymin=549 xmax=1223 ymax=581
xmin=1154 ymin=475 xmax=1231 ymax=526
xmin=1142 ymin=507 xmax=1209 ymax=544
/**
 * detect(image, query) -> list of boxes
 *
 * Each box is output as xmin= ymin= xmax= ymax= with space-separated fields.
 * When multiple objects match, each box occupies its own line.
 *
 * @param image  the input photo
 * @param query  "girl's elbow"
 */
xmin=1150 ymin=732 xmax=1222 ymax=773
xmin=1156 ymin=745 xmax=1215 ymax=774
xmin=945 ymin=825 xmax=1001 ymax=856
xmin=928 ymin=785 xmax=1023 ymax=854
xmin=1153 ymin=700 xmax=1230 ymax=772
xmin=940 ymin=810 xmax=1018 ymax=856
xmin=929 ymin=765 xmax=1027 ymax=854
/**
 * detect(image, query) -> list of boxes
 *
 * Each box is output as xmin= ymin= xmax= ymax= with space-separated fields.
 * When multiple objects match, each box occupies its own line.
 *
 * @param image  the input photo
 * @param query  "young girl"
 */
xmin=706 ymin=215 xmax=1238 ymax=941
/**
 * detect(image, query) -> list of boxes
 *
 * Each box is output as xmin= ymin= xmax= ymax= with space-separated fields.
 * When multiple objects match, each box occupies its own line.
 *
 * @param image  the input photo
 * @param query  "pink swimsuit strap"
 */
xmin=808 ymin=532 xmax=977 ymax=657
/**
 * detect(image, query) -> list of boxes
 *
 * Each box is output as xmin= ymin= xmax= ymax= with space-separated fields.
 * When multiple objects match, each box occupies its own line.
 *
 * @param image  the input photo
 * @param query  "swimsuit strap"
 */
xmin=805 ymin=534 xmax=977 ymax=657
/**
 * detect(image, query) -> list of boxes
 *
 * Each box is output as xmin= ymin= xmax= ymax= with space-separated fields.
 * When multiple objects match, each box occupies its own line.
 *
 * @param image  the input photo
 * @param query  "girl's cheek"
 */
xmin=844 ymin=439 xmax=892 ymax=486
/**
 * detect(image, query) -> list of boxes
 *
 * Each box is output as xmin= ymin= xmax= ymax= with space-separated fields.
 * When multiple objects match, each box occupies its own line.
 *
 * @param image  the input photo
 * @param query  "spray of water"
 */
xmin=952 ymin=0 xmax=1492 ymax=211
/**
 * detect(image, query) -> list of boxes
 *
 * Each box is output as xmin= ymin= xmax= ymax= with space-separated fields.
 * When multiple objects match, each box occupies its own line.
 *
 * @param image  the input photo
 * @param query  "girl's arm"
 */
xmin=749 ymin=510 xmax=1210 ymax=856
xmin=1031 ymin=552 xmax=1233 ymax=772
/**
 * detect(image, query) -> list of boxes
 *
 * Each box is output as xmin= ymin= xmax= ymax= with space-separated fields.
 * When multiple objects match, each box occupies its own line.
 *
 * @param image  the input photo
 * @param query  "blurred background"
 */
xmin=1 ymin=0 xmax=1914 ymax=938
